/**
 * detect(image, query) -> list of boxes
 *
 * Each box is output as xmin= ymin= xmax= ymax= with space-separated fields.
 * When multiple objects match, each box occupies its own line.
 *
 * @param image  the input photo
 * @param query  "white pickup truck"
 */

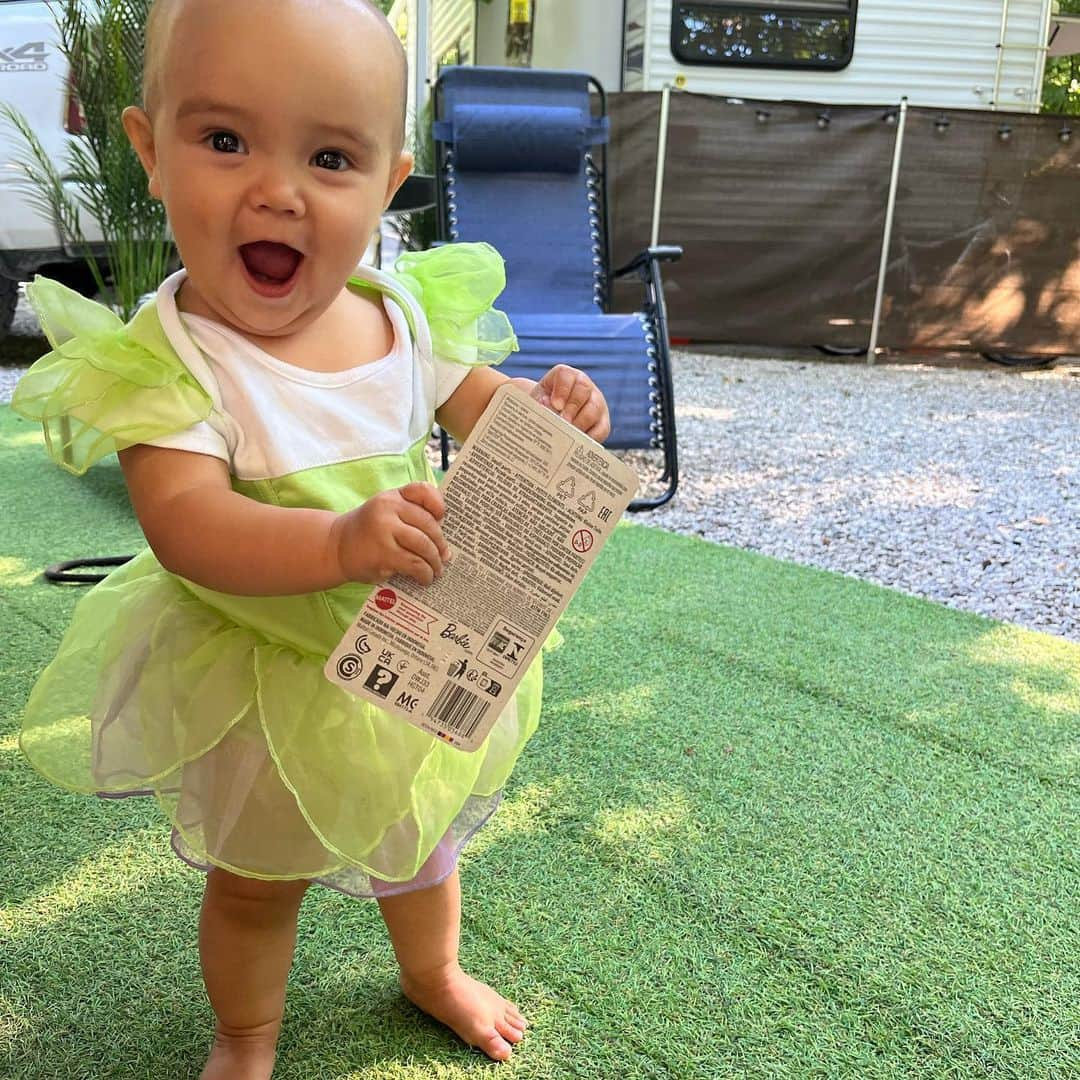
xmin=0 ymin=0 xmax=104 ymax=337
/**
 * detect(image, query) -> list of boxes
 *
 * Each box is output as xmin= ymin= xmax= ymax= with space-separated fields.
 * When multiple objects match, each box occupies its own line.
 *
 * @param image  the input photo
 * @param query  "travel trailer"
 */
xmin=391 ymin=0 xmax=1075 ymax=113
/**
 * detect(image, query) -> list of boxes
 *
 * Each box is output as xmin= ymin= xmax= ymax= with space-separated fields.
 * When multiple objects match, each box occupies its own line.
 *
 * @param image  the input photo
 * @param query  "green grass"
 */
xmin=1 ymin=404 xmax=1078 ymax=1079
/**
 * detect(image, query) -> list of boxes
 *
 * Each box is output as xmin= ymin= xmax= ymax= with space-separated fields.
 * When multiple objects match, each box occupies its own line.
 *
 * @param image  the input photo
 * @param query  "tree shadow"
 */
xmin=879 ymin=111 xmax=1079 ymax=356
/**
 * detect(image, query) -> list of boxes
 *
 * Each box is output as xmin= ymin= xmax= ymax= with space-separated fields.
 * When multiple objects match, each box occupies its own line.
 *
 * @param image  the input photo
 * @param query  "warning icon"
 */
xmin=572 ymin=529 xmax=594 ymax=554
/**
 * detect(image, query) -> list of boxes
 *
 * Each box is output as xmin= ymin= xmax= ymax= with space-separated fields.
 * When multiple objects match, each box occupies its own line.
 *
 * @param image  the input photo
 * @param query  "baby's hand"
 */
xmin=333 ymin=482 xmax=450 ymax=586
xmin=518 ymin=365 xmax=611 ymax=442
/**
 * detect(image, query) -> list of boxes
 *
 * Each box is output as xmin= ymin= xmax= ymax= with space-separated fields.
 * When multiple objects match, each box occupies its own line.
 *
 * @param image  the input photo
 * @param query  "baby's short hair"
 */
xmin=141 ymin=0 xmax=408 ymax=149
xmin=140 ymin=0 xmax=174 ymax=116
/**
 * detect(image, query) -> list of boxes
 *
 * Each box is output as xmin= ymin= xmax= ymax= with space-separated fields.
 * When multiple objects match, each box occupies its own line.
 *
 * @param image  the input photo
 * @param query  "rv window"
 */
xmin=671 ymin=1 xmax=857 ymax=70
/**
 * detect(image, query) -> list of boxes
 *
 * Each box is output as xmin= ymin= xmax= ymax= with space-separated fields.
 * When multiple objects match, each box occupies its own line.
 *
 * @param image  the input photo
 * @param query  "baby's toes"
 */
xmin=477 ymin=1029 xmax=514 ymax=1061
xmin=496 ymin=1013 xmax=526 ymax=1045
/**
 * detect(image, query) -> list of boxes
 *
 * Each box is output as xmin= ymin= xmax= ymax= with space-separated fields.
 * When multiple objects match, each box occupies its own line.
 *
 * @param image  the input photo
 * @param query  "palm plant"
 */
xmin=1 ymin=0 xmax=170 ymax=320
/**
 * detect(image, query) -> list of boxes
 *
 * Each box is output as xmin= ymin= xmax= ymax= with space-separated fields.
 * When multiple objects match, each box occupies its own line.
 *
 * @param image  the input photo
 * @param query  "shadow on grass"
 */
xmin=77 ymin=460 xmax=135 ymax=521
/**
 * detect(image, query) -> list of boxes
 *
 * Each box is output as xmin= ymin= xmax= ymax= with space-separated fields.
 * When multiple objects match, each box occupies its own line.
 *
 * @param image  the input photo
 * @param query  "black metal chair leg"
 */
xmin=439 ymin=428 xmax=451 ymax=472
xmin=44 ymin=555 xmax=134 ymax=585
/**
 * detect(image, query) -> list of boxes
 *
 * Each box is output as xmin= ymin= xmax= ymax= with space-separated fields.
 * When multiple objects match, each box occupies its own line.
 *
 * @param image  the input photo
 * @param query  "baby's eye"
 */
xmin=313 ymin=149 xmax=350 ymax=172
xmin=209 ymin=131 xmax=244 ymax=154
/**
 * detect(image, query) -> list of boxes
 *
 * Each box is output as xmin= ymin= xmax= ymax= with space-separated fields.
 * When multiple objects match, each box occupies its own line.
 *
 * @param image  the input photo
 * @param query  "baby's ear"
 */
xmin=122 ymin=106 xmax=162 ymax=199
xmin=384 ymin=149 xmax=414 ymax=208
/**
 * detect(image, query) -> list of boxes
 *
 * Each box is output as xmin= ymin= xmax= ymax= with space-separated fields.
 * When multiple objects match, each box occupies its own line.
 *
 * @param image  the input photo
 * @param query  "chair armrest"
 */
xmin=613 ymin=245 xmax=683 ymax=279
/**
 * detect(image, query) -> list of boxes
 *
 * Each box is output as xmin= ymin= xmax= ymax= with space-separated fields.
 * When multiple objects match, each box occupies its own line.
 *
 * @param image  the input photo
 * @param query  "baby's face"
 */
xmin=126 ymin=0 xmax=411 ymax=338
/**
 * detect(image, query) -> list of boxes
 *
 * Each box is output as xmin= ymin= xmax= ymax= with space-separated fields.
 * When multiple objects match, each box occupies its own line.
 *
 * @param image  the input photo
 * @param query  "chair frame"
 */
xmin=433 ymin=70 xmax=682 ymax=512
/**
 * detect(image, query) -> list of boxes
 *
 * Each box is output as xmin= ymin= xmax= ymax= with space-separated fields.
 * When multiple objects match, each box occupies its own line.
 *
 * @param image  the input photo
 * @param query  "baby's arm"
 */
xmin=436 ymin=365 xmax=611 ymax=444
xmin=119 ymin=444 xmax=449 ymax=595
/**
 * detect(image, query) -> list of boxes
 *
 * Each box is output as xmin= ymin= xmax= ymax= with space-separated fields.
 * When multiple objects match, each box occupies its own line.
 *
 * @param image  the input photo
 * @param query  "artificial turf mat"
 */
xmin=0 ymin=404 xmax=1077 ymax=1079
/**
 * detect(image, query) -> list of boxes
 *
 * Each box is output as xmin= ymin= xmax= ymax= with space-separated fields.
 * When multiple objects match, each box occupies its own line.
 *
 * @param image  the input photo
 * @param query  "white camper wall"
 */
xmin=475 ymin=0 xmax=625 ymax=92
xmin=649 ymin=0 xmax=1052 ymax=112
xmin=623 ymin=0 xmax=649 ymax=90
xmin=432 ymin=0 xmax=476 ymax=73
xmin=387 ymin=0 xmax=419 ymax=126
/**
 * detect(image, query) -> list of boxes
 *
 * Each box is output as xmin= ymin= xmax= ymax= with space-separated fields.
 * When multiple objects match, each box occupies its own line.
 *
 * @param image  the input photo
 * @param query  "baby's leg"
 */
xmin=198 ymin=868 xmax=310 ymax=1080
xmin=377 ymin=868 xmax=527 ymax=1061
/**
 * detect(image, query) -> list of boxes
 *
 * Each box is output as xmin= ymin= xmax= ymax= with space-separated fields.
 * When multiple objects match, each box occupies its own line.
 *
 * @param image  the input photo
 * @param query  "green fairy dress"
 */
xmin=11 ymin=243 xmax=545 ymax=897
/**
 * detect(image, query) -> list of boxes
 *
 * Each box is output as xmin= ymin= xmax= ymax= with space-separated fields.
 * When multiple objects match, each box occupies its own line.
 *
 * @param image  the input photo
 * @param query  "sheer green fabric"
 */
xmin=10 ymin=277 xmax=213 ymax=475
xmin=393 ymin=242 xmax=519 ymax=366
xmin=14 ymin=254 xmax=548 ymax=895
xmin=20 ymin=444 xmax=546 ymax=891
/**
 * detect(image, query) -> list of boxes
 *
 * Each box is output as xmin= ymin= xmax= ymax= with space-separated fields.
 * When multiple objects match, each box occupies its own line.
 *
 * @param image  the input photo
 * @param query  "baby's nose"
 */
xmin=251 ymin=162 xmax=305 ymax=216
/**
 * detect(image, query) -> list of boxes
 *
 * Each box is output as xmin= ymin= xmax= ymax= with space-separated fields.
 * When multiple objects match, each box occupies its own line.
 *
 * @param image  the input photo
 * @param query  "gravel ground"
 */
xmin=4 ymin=289 xmax=1078 ymax=641
xmin=0 ymin=365 xmax=20 ymax=403
xmin=635 ymin=350 xmax=1079 ymax=642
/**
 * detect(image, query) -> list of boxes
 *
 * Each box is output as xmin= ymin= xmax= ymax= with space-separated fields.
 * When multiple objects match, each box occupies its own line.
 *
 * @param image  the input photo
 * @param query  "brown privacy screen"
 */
xmin=607 ymin=91 xmax=1080 ymax=355
xmin=605 ymin=93 xmax=662 ymax=318
xmin=879 ymin=109 xmax=1079 ymax=355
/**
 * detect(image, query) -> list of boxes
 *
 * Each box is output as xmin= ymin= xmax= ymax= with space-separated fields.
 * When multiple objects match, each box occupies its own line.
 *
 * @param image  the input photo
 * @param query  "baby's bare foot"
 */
xmin=199 ymin=1024 xmax=278 ymax=1080
xmin=400 ymin=963 xmax=528 ymax=1062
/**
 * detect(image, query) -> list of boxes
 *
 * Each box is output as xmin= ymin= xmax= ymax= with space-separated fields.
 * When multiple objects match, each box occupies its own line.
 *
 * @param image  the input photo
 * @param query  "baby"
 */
xmin=12 ymin=0 xmax=610 ymax=1077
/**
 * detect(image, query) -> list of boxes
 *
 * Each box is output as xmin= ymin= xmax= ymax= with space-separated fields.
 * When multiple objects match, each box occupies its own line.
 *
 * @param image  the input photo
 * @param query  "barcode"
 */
xmin=428 ymin=683 xmax=490 ymax=739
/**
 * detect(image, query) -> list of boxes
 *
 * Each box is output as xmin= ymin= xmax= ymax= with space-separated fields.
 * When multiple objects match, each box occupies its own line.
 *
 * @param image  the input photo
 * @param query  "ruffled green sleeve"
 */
xmin=10 ymin=277 xmax=213 ymax=475
xmin=391 ymin=242 xmax=518 ymax=366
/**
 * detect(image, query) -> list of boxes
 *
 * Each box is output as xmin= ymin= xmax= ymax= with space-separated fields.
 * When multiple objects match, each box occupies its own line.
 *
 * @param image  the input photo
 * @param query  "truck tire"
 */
xmin=815 ymin=344 xmax=867 ymax=357
xmin=982 ymin=351 xmax=1058 ymax=369
xmin=0 ymin=276 xmax=17 ymax=342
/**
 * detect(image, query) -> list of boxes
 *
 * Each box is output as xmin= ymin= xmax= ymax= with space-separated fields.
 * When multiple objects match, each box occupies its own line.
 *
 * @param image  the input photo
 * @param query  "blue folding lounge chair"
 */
xmin=433 ymin=66 xmax=682 ymax=511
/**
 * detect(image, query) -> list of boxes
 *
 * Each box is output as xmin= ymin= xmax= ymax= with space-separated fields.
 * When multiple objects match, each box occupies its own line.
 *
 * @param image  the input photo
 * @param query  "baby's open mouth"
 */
xmin=239 ymin=241 xmax=303 ymax=286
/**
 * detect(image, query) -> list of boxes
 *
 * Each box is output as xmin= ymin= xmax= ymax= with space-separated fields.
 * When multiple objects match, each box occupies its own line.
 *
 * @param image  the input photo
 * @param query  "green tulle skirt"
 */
xmin=21 ymin=546 xmax=544 ymax=897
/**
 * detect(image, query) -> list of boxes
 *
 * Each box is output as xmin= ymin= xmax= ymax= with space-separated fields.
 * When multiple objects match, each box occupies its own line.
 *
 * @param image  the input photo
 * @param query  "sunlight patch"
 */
xmin=0 ymin=556 xmax=39 ymax=588
xmin=591 ymin=789 xmax=694 ymax=865
xmin=465 ymin=779 xmax=574 ymax=856
xmin=496 ymin=779 xmax=573 ymax=835
xmin=963 ymin=625 xmax=1080 ymax=720
xmin=967 ymin=623 xmax=1080 ymax=666
xmin=4 ymin=831 xmax=163 ymax=942
xmin=0 ymin=1000 xmax=32 ymax=1047
xmin=1010 ymin=682 xmax=1080 ymax=716
xmin=2 ymin=430 xmax=44 ymax=449
xmin=561 ymin=683 xmax=658 ymax=718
